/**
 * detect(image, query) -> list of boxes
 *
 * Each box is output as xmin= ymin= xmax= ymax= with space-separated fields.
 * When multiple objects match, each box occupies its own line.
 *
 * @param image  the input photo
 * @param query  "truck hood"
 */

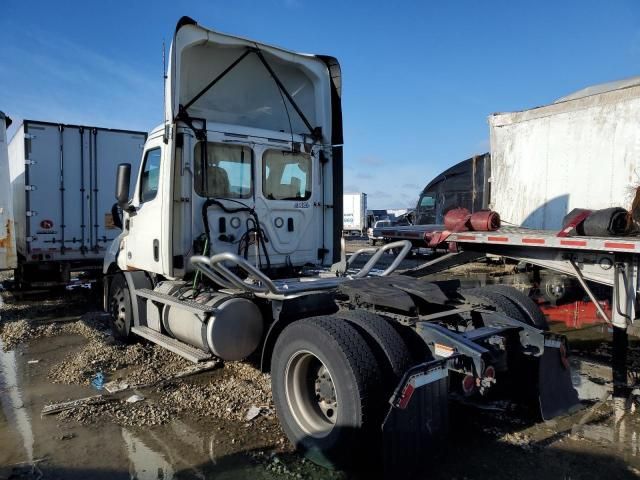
xmin=166 ymin=17 xmax=342 ymax=145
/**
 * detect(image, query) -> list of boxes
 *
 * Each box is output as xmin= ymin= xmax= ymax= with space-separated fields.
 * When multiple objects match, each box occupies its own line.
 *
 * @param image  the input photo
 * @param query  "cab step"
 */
xmin=131 ymin=326 xmax=212 ymax=363
xmin=135 ymin=288 xmax=217 ymax=314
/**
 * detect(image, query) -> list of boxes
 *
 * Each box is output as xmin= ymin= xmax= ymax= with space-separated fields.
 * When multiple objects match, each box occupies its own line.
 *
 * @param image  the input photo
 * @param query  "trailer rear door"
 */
xmin=24 ymin=122 xmax=144 ymax=260
xmin=91 ymin=128 xmax=145 ymax=251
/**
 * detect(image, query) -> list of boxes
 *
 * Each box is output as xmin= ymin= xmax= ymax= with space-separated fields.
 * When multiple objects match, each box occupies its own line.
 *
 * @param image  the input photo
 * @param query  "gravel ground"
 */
xmin=161 ymin=362 xmax=273 ymax=422
xmin=57 ymin=361 xmax=276 ymax=429
xmin=0 ymin=287 xmax=278 ymax=431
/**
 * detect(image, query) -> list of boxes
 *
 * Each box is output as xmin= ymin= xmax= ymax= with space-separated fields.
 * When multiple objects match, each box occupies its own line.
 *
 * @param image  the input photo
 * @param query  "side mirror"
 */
xmin=115 ymin=163 xmax=131 ymax=208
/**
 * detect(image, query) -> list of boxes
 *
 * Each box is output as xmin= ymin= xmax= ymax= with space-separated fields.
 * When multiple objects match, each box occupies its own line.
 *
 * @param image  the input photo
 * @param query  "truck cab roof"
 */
xmin=166 ymin=17 xmax=342 ymax=146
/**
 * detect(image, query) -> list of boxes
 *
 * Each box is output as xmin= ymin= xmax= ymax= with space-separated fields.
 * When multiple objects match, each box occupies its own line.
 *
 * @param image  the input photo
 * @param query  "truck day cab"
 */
xmin=104 ymin=17 xmax=578 ymax=474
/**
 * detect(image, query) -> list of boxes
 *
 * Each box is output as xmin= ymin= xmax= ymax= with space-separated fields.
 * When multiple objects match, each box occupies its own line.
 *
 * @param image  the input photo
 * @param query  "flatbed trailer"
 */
xmin=440 ymin=226 xmax=640 ymax=396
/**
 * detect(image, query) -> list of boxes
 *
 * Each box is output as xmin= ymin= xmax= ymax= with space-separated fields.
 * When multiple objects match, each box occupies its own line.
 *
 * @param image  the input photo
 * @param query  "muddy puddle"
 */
xmin=0 ymin=333 xmax=343 ymax=480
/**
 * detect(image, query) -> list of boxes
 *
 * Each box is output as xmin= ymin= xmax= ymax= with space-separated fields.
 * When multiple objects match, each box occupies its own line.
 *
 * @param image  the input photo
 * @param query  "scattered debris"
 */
xmin=27 ymin=359 xmax=40 ymax=364
xmin=91 ymin=372 xmax=105 ymax=390
xmin=246 ymin=405 xmax=262 ymax=421
xmin=126 ymin=394 xmax=145 ymax=404
xmin=103 ymin=359 xmax=220 ymax=393
xmin=104 ymin=381 xmax=129 ymax=394
xmin=41 ymin=395 xmax=116 ymax=416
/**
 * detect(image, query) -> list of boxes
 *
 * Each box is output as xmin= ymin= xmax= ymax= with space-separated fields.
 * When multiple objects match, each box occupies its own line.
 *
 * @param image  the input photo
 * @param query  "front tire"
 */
xmin=271 ymin=316 xmax=382 ymax=469
xmin=108 ymin=274 xmax=135 ymax=343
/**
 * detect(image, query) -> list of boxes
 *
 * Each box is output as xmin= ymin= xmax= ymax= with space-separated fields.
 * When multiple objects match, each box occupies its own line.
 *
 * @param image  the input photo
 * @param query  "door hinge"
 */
xmin=24 ymin=133 xmax=36 ymax=140
xmin=26 ymin=236 xmax=36 ymax=242
xmin=25 ymin=158 xmax=37 ymax=165
xmin=26 ymin=210 xmax=38 ymax=217
xmin=25 ymin=185 xmax=37 ymax=191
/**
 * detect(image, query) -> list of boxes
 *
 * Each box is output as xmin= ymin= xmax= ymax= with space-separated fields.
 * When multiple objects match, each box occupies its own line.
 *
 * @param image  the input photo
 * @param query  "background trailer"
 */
xmin=8 ymin=120 xmax=146 ymax=286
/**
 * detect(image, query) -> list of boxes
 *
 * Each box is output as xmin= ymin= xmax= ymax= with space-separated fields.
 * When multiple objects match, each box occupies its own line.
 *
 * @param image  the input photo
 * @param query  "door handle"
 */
xmin=153 ymin=239 xmax=159 ymax=262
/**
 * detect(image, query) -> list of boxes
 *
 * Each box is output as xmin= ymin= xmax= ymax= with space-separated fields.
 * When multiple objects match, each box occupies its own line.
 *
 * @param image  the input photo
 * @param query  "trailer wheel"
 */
xmin=334 ymin=309 xmax=411 ymax=387
xmin=108 ymin=274 xmax=135 ymax=343
xmin=482 ymin=285 xmax=549 ymax=330
xmin=271 ymin=316 xmax=381 ymax=469
xmin=463 ymin=288 xmax=528 ymax=325
xmin=541 ymin=274 xmax=575 ymax=306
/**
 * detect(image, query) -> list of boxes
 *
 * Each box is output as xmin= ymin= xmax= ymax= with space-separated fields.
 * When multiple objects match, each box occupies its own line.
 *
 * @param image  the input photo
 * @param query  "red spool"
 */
xmin=469 ymin=210 xmax=501 ymax=231
xmin=444 ymin=208 xmax=471 ymax=231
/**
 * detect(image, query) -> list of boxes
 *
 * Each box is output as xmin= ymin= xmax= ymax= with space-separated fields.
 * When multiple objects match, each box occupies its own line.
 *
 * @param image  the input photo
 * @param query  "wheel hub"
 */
xmin=285 ymin=350 xmax=339 ymax=438
xmin=315 ymin=366 xmax=337 ymax=421
xmin=110 ymin=289 xmax=127 ymax=331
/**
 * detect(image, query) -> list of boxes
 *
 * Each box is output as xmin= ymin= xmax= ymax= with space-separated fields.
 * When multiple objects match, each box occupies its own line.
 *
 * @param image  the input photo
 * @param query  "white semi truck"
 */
xmin=7 ymin=120 xmax=146 ymax=286
xmin=342 ymin=192 xmax=367 ymax=235
xmin=103 ymin=17 xmax=577 ymax=475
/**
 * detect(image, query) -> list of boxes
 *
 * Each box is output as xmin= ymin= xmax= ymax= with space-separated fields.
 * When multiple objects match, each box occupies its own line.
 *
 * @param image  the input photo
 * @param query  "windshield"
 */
xmin=418 ymin=194 xmax=436 ymax=210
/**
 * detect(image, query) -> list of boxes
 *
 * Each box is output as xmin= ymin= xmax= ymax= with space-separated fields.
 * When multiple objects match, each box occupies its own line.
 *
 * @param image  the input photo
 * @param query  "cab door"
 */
xmin=123 ymin=137 xmax=165 ymax=274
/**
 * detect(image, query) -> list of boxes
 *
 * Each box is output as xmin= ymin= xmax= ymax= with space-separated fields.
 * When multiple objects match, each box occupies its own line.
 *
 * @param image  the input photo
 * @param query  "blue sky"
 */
xmin=2 ymin=1 xmax=640 ymax=209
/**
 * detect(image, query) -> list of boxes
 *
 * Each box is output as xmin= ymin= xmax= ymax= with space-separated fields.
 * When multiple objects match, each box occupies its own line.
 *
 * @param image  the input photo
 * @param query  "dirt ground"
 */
xmin=2 ymin=246 xmax=640 ymax=479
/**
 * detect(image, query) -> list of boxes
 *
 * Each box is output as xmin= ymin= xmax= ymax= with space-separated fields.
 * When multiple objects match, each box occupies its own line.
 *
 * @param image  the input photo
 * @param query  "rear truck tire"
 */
xmin=482 ymin=285 xmax=549 ymax=330
xmin=463 ymin=288 xmax=528 ymax=325
xmin=334 ymin=309 xmax=411 ymax=390
xmin=108 ymin=274 xmax=135 ymax=343
xmin=271 ymin=316 xmax=382 ymax=470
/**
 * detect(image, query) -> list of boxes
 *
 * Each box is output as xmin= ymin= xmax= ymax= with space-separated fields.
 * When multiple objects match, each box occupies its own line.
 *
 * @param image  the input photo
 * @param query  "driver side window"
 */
xmin=140 ymin=148 xmax=161 ymax=203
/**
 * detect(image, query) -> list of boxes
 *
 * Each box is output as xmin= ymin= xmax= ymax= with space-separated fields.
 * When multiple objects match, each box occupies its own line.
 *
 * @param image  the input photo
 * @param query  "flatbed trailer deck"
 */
xmin=440 ymin=226 xmax=640 ymax=397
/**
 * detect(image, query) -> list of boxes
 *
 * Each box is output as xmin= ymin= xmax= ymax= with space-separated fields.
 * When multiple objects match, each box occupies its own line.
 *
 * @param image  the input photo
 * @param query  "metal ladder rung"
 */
xmin=135 ymin=288 xmax=216 ymax=314
xmin=131 ymin=326 xmax=212 ymax=363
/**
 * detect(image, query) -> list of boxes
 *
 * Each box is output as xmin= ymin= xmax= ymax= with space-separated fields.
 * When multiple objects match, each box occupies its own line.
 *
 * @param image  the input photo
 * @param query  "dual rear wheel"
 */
xmin=270 ymin=313 xmax=410 ymax=469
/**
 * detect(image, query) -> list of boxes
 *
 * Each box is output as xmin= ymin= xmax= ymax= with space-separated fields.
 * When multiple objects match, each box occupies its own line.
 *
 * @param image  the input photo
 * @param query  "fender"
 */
xmin=123 ymin=270 xmax=154 ymax=328
xmin=102 ymin=269 xmax=153 ymax=327
xmin=260 ymin=293 xmax=338 ymax=371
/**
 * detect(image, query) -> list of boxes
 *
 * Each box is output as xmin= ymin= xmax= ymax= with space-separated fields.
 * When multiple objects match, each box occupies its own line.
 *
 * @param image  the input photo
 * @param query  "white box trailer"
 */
xmin=343 ymin=192 xmax=367 ymax=235
xmin=8 ymin=120 xmax=146 ymax=286
xmin=0 ymin=112 xmax=16 ymax=270
xmin=489 ymin=77 xmax=640 ymax=230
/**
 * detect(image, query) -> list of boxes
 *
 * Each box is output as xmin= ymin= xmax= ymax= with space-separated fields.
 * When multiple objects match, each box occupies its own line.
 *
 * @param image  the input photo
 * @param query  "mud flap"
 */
xmin=538 ymin=337 xmax=580 ymax=420
xmin=382 ymin=360 xmax=450 ymax=477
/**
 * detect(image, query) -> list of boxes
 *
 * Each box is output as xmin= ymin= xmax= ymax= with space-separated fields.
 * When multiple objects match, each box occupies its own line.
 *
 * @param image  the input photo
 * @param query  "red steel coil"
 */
xmin=469 ymin=210 xmax=501 ymax=231
xmin=444 ymin=208 xmax=471 ymax=231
